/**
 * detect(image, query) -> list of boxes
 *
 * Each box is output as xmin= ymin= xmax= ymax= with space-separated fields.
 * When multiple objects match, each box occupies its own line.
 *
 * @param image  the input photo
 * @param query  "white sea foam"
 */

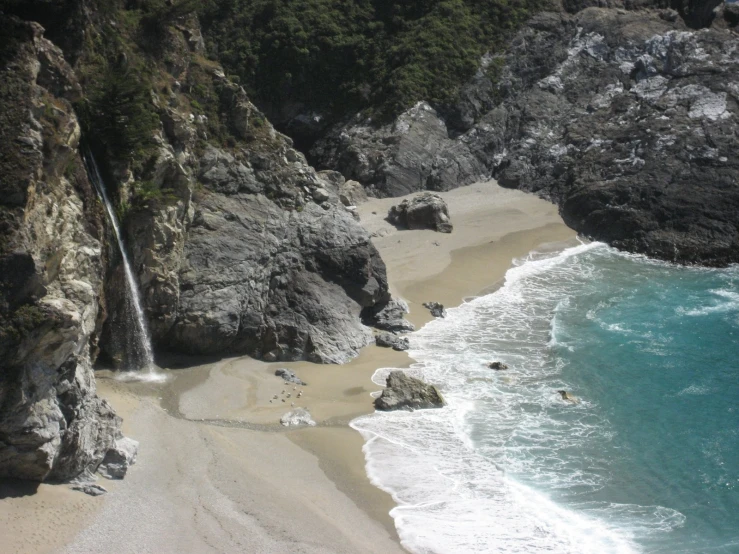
xmin=677 ymin=289 xmax=739 ymax=317
xmin=353 ymin=242 xmax=688 ymax=553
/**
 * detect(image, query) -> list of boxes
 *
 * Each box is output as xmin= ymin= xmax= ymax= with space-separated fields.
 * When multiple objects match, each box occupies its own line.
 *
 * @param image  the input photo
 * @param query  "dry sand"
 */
xmin=0 ymin=181 xmax=575 ymax=554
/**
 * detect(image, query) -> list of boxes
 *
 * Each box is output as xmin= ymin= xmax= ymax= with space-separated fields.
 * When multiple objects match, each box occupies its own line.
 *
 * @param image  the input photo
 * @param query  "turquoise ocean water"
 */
xmin=352 ymin=242 xmax=739 ymax=553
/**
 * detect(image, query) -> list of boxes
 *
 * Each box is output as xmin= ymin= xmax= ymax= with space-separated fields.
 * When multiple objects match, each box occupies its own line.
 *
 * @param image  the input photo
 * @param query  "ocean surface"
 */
xmin=352 ymin=242 xmax=739 ymax=554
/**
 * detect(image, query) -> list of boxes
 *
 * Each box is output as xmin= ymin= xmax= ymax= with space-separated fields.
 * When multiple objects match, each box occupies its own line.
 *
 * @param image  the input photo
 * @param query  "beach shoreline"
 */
xmin=0 ymin=181 xmax=575 ymax=554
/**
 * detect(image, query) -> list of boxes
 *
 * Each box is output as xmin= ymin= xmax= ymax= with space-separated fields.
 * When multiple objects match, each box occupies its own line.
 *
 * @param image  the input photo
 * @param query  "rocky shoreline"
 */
xmin=312 ymin=3 xmax=739 ymax=266
xmin=1 ymin=0 xmax=736 ymax=490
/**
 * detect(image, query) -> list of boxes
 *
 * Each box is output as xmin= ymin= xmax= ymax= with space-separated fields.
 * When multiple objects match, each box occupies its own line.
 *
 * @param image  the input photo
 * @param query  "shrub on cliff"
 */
xmin=198 ymin=0 xmax=545 ymax=124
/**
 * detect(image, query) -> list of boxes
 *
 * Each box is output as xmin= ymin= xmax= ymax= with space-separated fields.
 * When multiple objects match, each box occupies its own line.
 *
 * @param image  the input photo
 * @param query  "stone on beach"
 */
xmin=280 ymin=408 xmax=317 ymax=427
xmin=275 ymin=368 xmax=307 ymax=386
xmin=374 ymin=371 xmax=445 ymax=411
xmin=387 ymin=192 xmax=453 ymax=233
xmin=97 ymin=436 xmax=139 ymax=480
xmin=422 ymin=302 xmax=447 ymax=318
xmin=374 ymin=332 xmax=410 ymax=351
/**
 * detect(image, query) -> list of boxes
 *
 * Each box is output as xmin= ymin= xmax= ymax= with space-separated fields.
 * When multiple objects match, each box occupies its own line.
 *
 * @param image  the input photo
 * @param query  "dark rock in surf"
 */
xmin=374 ymin=371 xmax=446 ymax=411
xmin=423 ymin=302 xmax=447 ymax=318
xmin=488 ymin=362 xmax=509 ymax=370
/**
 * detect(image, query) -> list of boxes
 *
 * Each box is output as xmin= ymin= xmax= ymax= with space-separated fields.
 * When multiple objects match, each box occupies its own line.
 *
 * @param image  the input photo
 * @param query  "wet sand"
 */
xmin=0 ymin=181 xmax=574 ymax=554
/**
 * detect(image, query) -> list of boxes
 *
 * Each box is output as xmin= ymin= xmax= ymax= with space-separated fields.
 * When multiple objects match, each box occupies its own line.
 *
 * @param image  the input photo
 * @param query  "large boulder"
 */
xmin=374 ymin=332 xmax=410 ymax=351
xmin=374 ymin=371 xmax=446 ymax=411
xmin=387 ymin=193 xmax=453 ymax=233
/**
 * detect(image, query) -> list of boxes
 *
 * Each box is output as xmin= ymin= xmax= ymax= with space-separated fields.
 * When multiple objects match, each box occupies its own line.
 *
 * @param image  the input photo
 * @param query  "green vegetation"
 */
xmin=199 ymin=0 xmax=545 ymax=122
xmin=78 ymin=65 xmax=160 ymax=164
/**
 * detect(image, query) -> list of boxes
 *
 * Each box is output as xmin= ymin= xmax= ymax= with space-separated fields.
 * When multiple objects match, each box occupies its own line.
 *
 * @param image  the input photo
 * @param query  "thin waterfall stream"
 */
xmin=84 ymin=150 xmax=158 ymax=377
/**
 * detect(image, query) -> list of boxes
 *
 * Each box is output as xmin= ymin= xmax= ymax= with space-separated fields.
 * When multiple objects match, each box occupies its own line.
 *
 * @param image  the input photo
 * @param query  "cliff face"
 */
xmin=313 ymin=2 xmax=739 ymax=266
xmin=0 ymin=3 xmax=390 ymax=481
xmin=0 ymin=17 xmax=121 ymax=481
xmin=107 ymin=34 xmax=390 ymax=365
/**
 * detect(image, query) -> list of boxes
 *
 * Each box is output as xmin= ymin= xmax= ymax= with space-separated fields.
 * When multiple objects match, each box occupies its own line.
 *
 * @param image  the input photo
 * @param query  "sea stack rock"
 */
xmin=374 ymin=371 xmax=446 ymax=411
xmin=387 ymin=193 xmax=453 ymax=233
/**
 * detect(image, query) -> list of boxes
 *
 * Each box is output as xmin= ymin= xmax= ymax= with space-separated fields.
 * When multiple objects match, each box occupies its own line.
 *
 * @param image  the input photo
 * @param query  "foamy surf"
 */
xmin=352 ymin=241 xmax=722 ymax=553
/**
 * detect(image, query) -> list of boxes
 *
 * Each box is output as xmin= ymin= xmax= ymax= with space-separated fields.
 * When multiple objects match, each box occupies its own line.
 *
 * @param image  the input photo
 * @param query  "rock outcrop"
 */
xmin=387 ymin=193 xmax=453 ymax=233
xmin=364 ymin=298 xmax=415 ymax=333
xmin=374 ymin=371 xmax=446 ymax=411
xmin=312 ymin=101 xmax=487 ymax=197
xmin=314 ymin=4 xmax=739 ymax=266
xmin=95 ymin=21 xmax=392 ymax=365
xmin=374 ymin=333 xmax=410 ymax=351
xmin=0 ymin=17 xmax=124 ymax=481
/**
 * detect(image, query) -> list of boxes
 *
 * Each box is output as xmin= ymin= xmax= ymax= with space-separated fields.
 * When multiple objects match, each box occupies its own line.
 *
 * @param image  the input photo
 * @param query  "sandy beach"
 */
xmin=0 ymin=181 xmax=575 ymax=554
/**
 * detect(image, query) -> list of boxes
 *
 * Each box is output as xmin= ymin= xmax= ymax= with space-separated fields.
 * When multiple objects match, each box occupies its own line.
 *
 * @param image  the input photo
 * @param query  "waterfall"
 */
xmin=84 ymin=150 xmax=156 ymax=374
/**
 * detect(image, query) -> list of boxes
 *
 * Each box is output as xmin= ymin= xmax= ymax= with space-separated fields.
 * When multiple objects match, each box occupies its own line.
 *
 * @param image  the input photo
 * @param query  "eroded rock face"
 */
xmin=0 ymin=17 xmax=123 ymax=481
xmin=313 ymin=102 xmax=488 ymax=197
xmin=91 ymin=27 xmax=393 ymax=365
xmin=374 ymin=371 xmax=446 ymax=411
xmin=315 ymin=6 xmax=739 ymax=266
xmin=492 ymin=8 xmax=739 ymax=265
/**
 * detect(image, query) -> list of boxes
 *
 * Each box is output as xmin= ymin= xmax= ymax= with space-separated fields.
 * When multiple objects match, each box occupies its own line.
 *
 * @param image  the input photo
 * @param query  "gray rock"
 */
xmin=312 ymin=102 xmax=487 ymax=197
xmin=366 ymin=298 xmax=415 ymax=333
xmin=339 ymin=180 xmax=368 ymax=207
xmin=387 ymin=193 xmax=453 ymax=233
xmin=422 ymin=302 xmax=447 ymax=318
xmin=312 ymin=187 xmax=331 ymax=203
xmin=71 ymin=483 xmax=108 ymax=496
xmin=275 ymin=368 xmax=307 ymax=386
xmin=0 ymin=20 xmax=124 ymax=482
xmin=315 ymin=6 xmax=739 ymax=266
xmin=280 ymin=408 xmax=316 ymax=427
xmin=374 ymin=371 xmax=446 ymax=411
xmin=375 ymin=332 xmax=410 ymax=351
xmin=119 ymin=70 xmax=392 ymax=365
xmin=488 ymin=362 xmax=509 ymax=370
xmin=97 ymin=437 xmax=139 ymax=480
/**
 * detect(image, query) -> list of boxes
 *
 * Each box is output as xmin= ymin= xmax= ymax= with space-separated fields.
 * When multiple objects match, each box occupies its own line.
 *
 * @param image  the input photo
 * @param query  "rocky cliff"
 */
xmin=313 ymin=1 xmax=739 ymax=266
xmin=0 ymin=17 xmax=121 ymax=481
xmin=0 ymin=1 xmax=390 ymax=481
